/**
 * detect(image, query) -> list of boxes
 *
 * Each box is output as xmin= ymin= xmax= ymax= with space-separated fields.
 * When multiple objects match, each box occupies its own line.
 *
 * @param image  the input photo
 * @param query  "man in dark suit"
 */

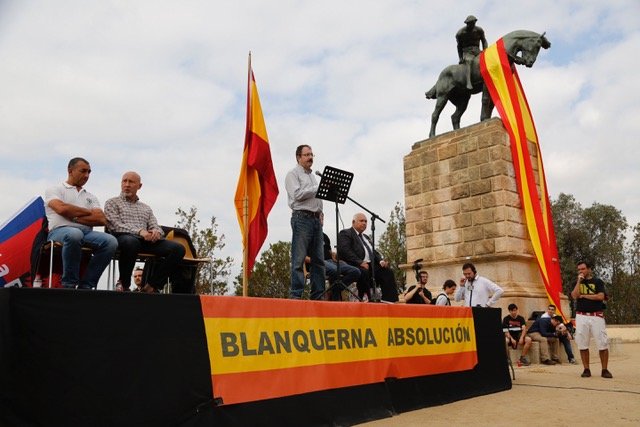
xmin=337 ymin=213 xmax=399 ymax=302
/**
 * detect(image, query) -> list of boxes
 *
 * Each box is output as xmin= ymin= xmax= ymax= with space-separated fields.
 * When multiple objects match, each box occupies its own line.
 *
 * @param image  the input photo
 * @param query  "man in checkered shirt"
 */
xmin=104 ymin=171 xmax=184 ymax=293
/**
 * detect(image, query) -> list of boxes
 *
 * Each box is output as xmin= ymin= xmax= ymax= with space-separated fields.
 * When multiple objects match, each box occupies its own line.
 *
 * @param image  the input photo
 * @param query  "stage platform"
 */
xmin=0 ymin=288 xmax=511 ymax=426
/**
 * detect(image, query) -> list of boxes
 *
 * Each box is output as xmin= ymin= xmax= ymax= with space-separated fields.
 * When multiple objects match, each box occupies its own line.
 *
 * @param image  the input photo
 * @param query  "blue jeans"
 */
xmin=290 ymin=211 xmax=325 ymax=300
xmin=324 ymin=259 xmax=360 ymax=301
xmin=559 ymin=334 xmax=575 ymax=360
xmin=48 ymin=226 xmax=118 ymax=289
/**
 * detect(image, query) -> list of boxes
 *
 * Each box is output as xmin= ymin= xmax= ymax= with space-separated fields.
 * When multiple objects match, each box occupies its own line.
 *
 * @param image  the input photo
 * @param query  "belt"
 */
xmin=294 ymin=210 xmax=322 ymax=218
xmin=576 ymin=311 xmax=604 ymax=318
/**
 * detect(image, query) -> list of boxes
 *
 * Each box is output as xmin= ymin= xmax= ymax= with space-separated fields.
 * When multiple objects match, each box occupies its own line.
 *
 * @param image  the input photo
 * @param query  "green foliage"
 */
xmin=378 ymin=202 xmax=407 ymax=287
xmin=551 ymin=193 xmax=640 ymax=323
xmin=175 ymin=206 xmax=233 ymax=295
xmin=234 ymin=241 xmax=292 ymax=298
xmin=630 ymin=223 xmax=640 ymax=275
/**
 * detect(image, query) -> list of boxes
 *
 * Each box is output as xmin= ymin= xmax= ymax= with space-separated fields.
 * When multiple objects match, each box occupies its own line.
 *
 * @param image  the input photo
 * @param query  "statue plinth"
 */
xmin=404 ymin=118 xmax=568 ymax=316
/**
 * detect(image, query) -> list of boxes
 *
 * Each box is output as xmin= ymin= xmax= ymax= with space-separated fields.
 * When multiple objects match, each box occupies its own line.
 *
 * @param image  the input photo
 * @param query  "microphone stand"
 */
xmin=344 ymin=195 xmax=385 ymax=302
xmin=315 ymin=167 xmax=360 ymax=302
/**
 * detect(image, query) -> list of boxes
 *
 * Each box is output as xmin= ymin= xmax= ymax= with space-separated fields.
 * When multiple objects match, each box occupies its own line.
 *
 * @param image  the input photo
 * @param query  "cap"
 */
xmin=464 ymin=15 xmax=478 ymax=24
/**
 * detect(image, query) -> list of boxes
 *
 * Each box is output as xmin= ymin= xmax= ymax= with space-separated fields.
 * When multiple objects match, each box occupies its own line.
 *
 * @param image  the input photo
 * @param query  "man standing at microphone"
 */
xmin=285 ymin=145 xmax=325 ymax=300
xmin=455 ymin=262 xmax=503 ymax=307
xmin=571 ymin=260 xmax=612 ymax=378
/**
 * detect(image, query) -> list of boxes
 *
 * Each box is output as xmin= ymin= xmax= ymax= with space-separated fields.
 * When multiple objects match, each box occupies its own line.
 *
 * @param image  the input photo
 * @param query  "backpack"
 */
xmin=431 ymin=293 xmax=450 ymax=305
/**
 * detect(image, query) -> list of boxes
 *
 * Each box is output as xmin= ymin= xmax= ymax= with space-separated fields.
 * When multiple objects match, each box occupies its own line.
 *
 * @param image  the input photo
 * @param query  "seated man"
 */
xmin=528 ymin=311 xmax=560 ymax=365
xmin=552 ymin=315 xmax=577 ymax=364
xmin=502 ymin=303 xmax=533 ymax=366
xmin=44 ymin=157 xmax=118 ymax=289
xmin=403 ymin=270 xmax=433 ymax=304
xmin=322 ymin=232 xmax=360 ymax=301
xmin=541 ymin=304 xmax=577 ymax=364
xmin=104 ymin=171 xmax=185 ymax=293
xmin=337 ymin=213 xmax=399 ymax=302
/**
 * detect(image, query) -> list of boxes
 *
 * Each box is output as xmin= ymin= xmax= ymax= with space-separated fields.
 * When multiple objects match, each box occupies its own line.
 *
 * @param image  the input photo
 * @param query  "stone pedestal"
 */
xmin=403 ymin=118 xmax=568 ymax=317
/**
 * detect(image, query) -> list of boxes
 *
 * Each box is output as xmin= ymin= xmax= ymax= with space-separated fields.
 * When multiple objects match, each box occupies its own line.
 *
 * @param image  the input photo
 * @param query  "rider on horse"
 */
xmin=456 ymin=15 xmax=488 ymax=90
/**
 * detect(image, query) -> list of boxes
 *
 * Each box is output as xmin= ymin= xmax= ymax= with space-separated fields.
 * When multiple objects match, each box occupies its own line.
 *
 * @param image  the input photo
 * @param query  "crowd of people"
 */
xmin=500 ymin=260 xmax=613 ymax=378
xmin=47 ymin=148 xmax=613 ymax=378
xmin=285 ymin=144 xmax=613 ymax=377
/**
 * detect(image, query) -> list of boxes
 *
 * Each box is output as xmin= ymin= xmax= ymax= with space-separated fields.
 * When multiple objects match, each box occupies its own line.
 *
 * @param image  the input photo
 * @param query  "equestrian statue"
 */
xmin=425 ymin=21 xmax=551 ymax=138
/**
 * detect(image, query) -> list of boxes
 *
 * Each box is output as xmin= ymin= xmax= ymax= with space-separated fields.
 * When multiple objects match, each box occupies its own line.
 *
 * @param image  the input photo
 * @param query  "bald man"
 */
xmin=104 ymin=171 xmax=184 ymax=293
xmin=337 ymin=213 xmax=399 ymax=302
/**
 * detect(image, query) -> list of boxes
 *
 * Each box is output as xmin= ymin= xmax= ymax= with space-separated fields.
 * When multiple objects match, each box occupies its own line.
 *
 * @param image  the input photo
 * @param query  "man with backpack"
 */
xmin=433 ymin=279 xmax=457 ymax=306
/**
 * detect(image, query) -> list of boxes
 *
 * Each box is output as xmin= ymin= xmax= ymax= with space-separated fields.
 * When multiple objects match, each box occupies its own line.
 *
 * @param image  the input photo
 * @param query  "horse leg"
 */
xmin=451 ymin=96 xmax=470 ymax=130
xmin=480 ymin=86 xmax=494 ymax=121
xmin=429 ymin=96 xmax=448 ymax=138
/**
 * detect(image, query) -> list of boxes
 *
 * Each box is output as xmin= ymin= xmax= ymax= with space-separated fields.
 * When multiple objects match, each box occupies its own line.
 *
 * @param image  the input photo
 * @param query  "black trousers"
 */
xmin=114 ymin=233 xmax=185 ymax=290
xmin=356 ymin=263 xmax=399 ymax=302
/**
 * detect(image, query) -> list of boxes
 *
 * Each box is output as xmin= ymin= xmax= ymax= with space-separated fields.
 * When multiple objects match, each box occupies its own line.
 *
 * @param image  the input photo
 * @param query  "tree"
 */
xmin=629 ymin=223 xmax=640 ymax=275
xmin=582 ymin=203 xmax=627 ymax=283
xmin=378 ymin=202 xmax=406 ymax=288
xmin=234 ymin=241 xmax=292 ymax=298
xmin=551 ymin=193 xmax=636 ymax=323
xmin=175 ymin=206 xmax=233 ymax=295
xmin=551 ymin=193 xmax=589 ymax=298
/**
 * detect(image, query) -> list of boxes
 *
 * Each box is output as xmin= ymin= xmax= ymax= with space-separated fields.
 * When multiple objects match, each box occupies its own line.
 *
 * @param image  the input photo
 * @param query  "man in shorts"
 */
xmin=570 ymin=261 xmax=612 ymax=378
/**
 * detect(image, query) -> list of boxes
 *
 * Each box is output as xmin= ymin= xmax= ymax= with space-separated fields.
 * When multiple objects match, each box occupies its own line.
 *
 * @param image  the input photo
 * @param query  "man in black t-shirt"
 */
xmin=502 ymin=303 xmax=532 ymax=366
xmin=571 ymin=261 xmax=612 ymax=378
xmin=403 ymin=270 xmax=433 ymax=304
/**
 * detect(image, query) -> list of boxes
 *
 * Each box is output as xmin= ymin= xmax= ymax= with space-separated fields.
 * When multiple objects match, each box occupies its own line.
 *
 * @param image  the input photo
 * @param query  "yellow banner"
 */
xmin=204 ymin=315 xmax=476 ymax=375
xmin=199 ymin=296 xmax=477 ymax=406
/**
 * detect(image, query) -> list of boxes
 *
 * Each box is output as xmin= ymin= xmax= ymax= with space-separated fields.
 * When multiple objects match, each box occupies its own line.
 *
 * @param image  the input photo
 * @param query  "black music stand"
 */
xmin=316 ymin=166 xmax=360 ymax=301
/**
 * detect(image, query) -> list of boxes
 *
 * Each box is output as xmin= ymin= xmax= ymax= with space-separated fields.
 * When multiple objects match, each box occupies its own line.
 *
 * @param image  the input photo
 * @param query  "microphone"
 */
xmin=315 ymin=171 xmax=323 ymax=177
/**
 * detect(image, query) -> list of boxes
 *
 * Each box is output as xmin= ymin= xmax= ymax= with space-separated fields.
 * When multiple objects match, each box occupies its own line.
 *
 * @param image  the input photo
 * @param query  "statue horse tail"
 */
xmin=425 ymin=84 xmax=437 ymax=99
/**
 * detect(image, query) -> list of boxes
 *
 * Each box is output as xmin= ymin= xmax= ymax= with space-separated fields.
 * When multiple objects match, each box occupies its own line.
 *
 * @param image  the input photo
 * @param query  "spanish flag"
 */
xmin=480 ymin=40 xmax=565 ymax=319
xmin=234 ymin=55 xmax=278 ymax=289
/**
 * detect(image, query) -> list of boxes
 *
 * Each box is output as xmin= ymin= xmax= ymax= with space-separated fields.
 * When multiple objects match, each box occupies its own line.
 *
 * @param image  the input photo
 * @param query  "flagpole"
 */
xmin=242 ymin=197 xmax=248 ymax=296
xmin=242 ymin=52 xmax=252 ymax=297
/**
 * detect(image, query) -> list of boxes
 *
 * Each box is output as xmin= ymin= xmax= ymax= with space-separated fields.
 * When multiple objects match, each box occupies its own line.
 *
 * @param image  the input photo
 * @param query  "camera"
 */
xmin=412 ymin=259 xmax=423 ymax=283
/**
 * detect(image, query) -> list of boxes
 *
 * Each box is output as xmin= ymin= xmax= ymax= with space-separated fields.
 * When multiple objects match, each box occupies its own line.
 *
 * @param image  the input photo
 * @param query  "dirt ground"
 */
xmin=361 ymin=343 xmax=640 ymax=426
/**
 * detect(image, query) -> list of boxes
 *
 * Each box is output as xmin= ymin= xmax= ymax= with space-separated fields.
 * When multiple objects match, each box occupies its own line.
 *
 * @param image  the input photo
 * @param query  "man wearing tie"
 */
xmin=337 ymin=213 xmax=399 ymax=302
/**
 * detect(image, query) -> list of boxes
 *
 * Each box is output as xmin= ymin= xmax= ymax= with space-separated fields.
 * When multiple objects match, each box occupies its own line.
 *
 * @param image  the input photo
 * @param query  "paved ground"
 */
xmin=361 ymin=343 xmax=640 ymax=426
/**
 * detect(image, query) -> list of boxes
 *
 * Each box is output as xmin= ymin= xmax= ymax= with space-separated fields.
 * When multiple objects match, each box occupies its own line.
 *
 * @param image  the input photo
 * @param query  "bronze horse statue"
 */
xmin=425 ymin=30 xmax=551 ymax=138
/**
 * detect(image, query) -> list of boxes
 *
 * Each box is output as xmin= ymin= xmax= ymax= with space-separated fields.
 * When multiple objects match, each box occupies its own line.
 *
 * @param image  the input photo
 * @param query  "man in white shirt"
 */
xmin=44 ymin=157 xmax=118 ymax=289
xmin=284 ymin=145 xmax=325 ymax=300
xmin=455 ymin=262 xmax=503 ymax=307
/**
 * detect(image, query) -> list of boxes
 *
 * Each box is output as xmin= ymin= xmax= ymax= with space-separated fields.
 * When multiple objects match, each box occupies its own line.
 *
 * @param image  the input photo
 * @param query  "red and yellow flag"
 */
xmin=234 ymin=57 xmax=279 ymax=280
xmin=480 ymin=40 xmax=565 ymax=319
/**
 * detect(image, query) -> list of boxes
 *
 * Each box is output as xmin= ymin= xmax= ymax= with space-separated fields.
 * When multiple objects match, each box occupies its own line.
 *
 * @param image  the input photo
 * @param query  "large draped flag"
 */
xmin=480 ymin=40 xmax=565 ymax=319
xmin=234 ymin=55 xmax=279 ymax=292
xmin=0 ymin=197 xmax=46 ymax=287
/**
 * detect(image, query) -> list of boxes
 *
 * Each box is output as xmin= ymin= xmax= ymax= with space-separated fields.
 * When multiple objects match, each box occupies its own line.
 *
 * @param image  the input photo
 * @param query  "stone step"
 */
xmin=507 ymin=337 xmax=622 ymax=365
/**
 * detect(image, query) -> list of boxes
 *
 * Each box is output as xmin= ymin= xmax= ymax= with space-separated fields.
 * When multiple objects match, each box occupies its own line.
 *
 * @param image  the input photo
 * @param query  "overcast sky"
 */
xmin=1 ymin=0 xmax=639 ymax=287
